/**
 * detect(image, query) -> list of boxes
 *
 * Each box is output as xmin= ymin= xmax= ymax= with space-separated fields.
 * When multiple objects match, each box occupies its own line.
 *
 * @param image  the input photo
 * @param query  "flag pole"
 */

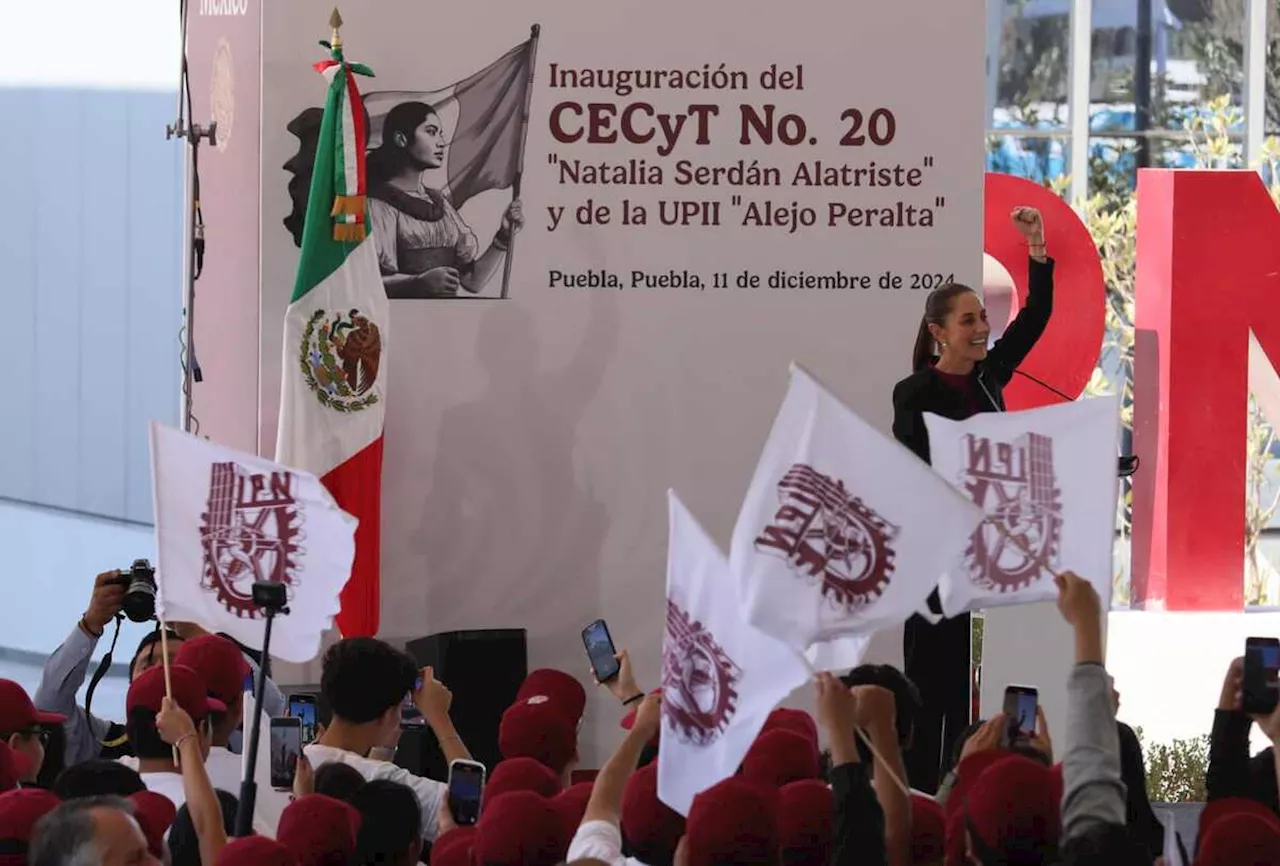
xmin=499 ymin=24 xmax=541 ymax=300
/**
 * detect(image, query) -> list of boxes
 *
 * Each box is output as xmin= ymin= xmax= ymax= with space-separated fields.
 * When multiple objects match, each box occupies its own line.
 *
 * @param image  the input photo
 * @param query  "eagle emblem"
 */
xmin=299 ymin=308 xmax=382 ymax=413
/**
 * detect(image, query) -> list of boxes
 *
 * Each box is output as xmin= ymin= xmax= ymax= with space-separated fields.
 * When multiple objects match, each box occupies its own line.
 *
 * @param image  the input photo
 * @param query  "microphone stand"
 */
xmin=233 ymin=582 xmax=289 ymax=837
xmin=1012 ymin=369 xmax=1139 ymax=478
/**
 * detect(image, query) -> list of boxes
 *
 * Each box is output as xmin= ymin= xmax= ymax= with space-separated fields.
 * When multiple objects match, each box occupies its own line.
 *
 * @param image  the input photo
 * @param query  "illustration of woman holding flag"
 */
xmin=367 ymin=100 xmax=524 ymax=298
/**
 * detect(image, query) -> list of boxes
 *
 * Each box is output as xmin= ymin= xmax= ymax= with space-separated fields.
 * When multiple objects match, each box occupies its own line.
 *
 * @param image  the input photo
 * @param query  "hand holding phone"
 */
xmin=270 ymin=717 xmax=303 ymax=790
xmin=1243 ymin=637 xmax=1280 ymax=715
xmin=582 ymin=619 xmax=620 ymax=683
xmin=447 ymin=759 xmax=486 ymax=826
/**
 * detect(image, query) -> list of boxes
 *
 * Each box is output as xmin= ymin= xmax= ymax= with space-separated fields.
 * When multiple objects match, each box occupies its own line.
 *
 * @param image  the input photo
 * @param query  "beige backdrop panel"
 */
xmin=259 ymin=0 xmax=985 ymax=762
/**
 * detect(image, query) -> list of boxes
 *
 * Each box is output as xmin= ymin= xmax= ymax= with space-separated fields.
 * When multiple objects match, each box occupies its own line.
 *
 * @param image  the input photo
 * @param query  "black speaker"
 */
xmin=398 ymin=629 xmax=528 ymax=780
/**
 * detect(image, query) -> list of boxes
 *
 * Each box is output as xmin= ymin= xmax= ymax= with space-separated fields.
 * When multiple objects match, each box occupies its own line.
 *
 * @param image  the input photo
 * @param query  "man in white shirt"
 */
xmin=124 ymin=664 xmax=224 ymax=810
xmin=303 ymin=638 xmax=470 ymax=844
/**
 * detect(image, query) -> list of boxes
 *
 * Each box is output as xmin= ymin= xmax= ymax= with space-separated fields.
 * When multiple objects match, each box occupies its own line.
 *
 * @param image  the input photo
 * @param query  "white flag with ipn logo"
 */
xmin=149 ymin=422 xmax=357 ymax=662
xmin=658 ymin=491 xmax=810 ymax=816
xmin=730 ymin=364 xmax=985 ymax=652
xmin=923 ymin=396 xmax=1120 ymax=616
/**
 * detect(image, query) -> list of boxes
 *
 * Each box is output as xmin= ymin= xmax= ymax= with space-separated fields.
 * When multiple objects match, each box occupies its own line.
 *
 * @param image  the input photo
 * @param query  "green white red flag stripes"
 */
xmin=275 ymin=19 xmax=387 ymax=638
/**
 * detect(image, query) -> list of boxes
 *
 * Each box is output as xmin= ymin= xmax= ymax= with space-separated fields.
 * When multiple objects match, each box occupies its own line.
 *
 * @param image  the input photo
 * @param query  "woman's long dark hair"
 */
xmin=366 ymin=101 xmax=438 ymax=188
xmin=911 ymin=282 xmax=978 ymax=372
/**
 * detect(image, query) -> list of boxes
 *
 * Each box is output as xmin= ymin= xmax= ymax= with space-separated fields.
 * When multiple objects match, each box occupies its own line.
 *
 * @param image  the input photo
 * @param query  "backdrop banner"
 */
xmin=253 ymin=0 xmax=985 ymax=761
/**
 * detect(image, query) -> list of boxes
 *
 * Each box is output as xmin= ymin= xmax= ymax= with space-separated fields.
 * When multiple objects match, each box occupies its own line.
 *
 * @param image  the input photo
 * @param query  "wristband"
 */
xmin=622 ymin=693 xmax=645 ymax=706
xmin=79 ymin=617 xmax=103 ymax=639
xmin=174 ymin=732 xmax=196 ymax=751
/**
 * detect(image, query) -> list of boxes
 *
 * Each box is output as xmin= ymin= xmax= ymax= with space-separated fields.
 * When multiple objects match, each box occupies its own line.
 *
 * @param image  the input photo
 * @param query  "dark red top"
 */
xmin=930 ymin=368 xmax=982 ymax=417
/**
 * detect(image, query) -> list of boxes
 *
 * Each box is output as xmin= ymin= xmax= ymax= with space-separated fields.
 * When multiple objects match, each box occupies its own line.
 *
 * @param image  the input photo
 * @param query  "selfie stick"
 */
xmin=233 ymin=583 xmax=289 ymax=837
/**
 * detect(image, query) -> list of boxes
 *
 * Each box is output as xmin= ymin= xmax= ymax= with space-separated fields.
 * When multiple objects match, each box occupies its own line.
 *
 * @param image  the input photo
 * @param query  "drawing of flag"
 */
xmin=363 ymin=29 xmax=540 ymax=212
xmin=276 ymin=16 xmax=388 ymax=638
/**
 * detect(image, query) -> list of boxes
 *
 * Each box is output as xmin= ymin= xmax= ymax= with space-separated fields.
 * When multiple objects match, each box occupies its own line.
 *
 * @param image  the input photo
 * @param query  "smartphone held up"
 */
xmin=448 ymin=759 xmax=486 ymax=826
xmin=1000 ymin=685 xmax=1038 ymax=749
xmin=582 ymin=619 xmax=620 ymax=683
xmin=1243 ymin=636 xmax=1280 ymax=716
xmin=270 ymin=716 xmax=303 ymax=790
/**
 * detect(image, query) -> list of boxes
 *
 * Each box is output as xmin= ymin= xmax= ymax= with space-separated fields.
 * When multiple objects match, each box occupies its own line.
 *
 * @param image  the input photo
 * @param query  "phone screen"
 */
xmin=448 ymin=760 xmax=486 ymax=826
xmin=288 ymin=696 xmax=318 ymax=744
xmin=270 ymin=718 xmax=303 ymax=790
xmin=1244 ymin=638 xmax=1280 ymax=714
xmin=401 ymin=676 xmax=425 ymax=727
xmin=1002 ymin=687 xmax=1038 ymax=744
xmin=582 ymin=620 xmax=620 ymax=682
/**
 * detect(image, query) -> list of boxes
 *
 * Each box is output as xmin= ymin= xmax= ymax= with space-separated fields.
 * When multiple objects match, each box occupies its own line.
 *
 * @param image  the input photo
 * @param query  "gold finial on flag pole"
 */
xmin=329 ymin=8 xmax=343 ymax=50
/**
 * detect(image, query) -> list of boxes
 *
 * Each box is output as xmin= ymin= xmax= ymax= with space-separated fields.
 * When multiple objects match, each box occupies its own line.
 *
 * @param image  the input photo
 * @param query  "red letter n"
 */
xmin=1131 ymin=170 xmax=1280 ymax=610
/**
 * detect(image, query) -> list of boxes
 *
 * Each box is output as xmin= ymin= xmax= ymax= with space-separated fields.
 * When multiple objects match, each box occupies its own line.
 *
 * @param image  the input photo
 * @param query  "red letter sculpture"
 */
xmin=1131 ymin=169 xmax=1280 ymax=610
xmin=984 ymin=173 xmax=1107 ymax=410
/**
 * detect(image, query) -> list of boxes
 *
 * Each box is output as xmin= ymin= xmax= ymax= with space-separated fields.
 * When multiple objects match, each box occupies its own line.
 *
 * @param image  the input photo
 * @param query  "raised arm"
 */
xmin=985 ymin=207 xmax=1055 ymax=385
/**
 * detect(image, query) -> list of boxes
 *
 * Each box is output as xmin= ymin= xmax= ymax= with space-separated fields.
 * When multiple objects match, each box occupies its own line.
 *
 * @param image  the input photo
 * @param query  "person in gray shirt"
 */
xmin=33 ymin=571 xmax=284 ymax=768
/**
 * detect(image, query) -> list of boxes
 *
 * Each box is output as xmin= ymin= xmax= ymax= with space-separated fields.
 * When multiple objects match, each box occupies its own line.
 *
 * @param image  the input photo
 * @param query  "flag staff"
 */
xmin=499 ymin=24 xmax=541 ymax=300
xmin=168 ymin=0 xmax=217 ymax=434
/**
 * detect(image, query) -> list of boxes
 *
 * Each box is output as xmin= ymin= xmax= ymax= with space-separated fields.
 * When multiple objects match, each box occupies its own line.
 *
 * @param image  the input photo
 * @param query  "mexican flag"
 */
xmin=276 ymin=17 xmax=387 ymax=638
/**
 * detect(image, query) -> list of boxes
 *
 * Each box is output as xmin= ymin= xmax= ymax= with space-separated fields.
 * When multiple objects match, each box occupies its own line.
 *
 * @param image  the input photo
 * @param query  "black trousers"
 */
xmin=902 ymin=610 xmax=972 ymax=794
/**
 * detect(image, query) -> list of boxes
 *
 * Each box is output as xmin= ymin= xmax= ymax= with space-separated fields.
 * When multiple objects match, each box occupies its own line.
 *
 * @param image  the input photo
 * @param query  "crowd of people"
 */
xmin=0 ymin=571 xmax=1276 ymax=864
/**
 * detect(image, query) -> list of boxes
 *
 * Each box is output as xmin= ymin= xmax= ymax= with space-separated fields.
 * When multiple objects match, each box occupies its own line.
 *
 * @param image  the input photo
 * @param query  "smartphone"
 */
xmin=1243 ymin=637 xmax=1280 ymax=715
xmin=582 ymin=619 xmax=620 ymax=683
xmin=288 ymin=694 xmax=318 ymax=744
xmin=1000 ymin=685 xmax=1038 ymax=748
xmin=448 ymin=759 xmax=486 ymax=826
xmin=270 ymin=717 xmax=303 ymax=790
xmin=401 ymin=676 xmax=425 ymax=727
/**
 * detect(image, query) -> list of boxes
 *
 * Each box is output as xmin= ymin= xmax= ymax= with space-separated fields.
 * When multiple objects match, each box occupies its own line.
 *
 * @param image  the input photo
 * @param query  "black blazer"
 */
xmin=891 ymin=257 xmax=1055 ymax=463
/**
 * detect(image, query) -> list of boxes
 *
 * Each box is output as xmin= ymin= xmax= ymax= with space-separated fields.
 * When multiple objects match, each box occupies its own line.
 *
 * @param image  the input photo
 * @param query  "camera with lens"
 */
xmin=116 ymin=558 xmax=158 ymax=623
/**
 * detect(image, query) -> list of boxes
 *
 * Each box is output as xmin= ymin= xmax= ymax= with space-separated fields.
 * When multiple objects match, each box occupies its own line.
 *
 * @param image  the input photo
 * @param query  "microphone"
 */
xmin=1012 ymin=369 xmax=1139 ymax=478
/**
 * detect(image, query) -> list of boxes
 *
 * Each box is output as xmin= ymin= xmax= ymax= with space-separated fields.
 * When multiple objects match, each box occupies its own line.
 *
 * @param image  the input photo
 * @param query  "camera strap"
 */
xmin=83 ymin=615 xmax=126 ymax=743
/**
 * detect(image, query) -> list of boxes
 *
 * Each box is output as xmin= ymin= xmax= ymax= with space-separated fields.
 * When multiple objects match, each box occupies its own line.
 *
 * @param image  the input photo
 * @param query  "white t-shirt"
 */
xmin=204 ymin=746 xmax=286 ymax=837
xmin=304 ymin=743 xmax=447 ymax=841
xmin=140 ymin=771 xmax=188 ymax=811
xmin=567 ymin=820 xmax=646 ymax=866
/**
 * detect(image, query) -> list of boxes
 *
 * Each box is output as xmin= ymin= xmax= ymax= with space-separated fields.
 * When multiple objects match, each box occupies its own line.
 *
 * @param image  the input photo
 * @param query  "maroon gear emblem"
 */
xmin=200 ymin=462 xmax=304 ymax=617
xmin=960 ymin=432 xmax=1063 ymax=591
xmin=662 ymin=598 xmax=742 ymax=746
xmin=754 ymin=464 xmax=899 ymax=611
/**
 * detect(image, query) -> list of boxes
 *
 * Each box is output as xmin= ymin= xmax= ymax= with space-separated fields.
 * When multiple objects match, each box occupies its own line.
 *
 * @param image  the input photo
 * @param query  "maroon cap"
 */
xmin=760 ymin=708 xmax=818 ymax=748
xmin=216 ymin=836 xmax=299 ymax=866
xmin=127 ymin=664 xmax=226 ymax=721
xmin=514 ymin=670 xmax=586 ymax=725
xmin=277 ymin=794 xmax=361 ymax=866
xmin=129 ymin=791 xmax=176 ymax=860
xmin=429 ymin=826 xmax=475 ymax=866
xmin=778 ymin=780 xmax=833 ymax=864
xmin=942 ymin=749 xmax=1014 ymax=828
xmin=472 ymin=792 xmax=568 ymax=866
xmin=1198 ymin=796 xmax=1280 ymax=839
xmin=910 ymin=794 xmax=945 ymax=864
xmin=0 ymin=681 xmax=65 ymax=734
xmin=0 ymin=788 xmax=60 ymax=846
xmin=964 ymin=754 xmax=1061 ymax=855
xmin=741 ymin=729 xmax=821 ymax=789
xmin=174 ymin=635 xmax=251 ymax=707
xmin=620 ymin=763 xmax=685 ymax=865
xmin=498 ymin=701 xmax=577 ymax=775
xmin=684 ymin=778 xmax=780 ymax=866
xmin=484 ymin=758 xmax=562 ymax=806
xmin=0 ymin=743 xmax=34 ymax=792
xmin=552 ymin=782 xmax=593 ymax=838
xmin=1197 ymin=809 xmax=1280 ymax=865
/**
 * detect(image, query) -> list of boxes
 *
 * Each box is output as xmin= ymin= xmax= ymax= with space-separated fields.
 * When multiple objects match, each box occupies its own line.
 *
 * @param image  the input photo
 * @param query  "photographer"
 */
xmin=33 ymin=569 xmax=285 ymax=767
